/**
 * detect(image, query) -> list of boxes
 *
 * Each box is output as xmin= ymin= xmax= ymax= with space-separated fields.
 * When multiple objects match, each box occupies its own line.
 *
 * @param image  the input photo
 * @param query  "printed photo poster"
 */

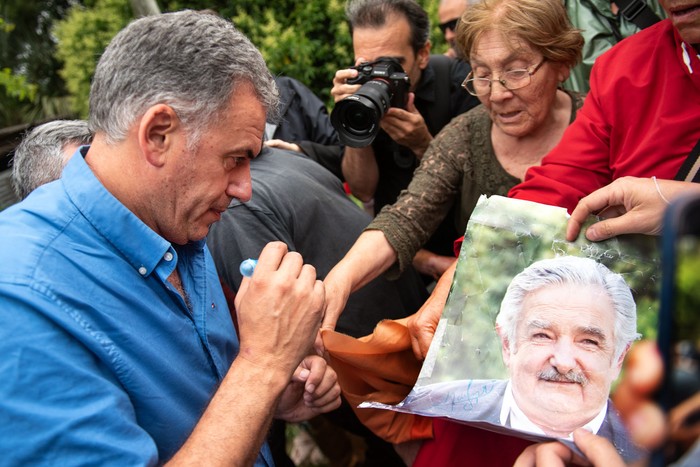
xmin=361 ymin=195 xmax=660 ymax=462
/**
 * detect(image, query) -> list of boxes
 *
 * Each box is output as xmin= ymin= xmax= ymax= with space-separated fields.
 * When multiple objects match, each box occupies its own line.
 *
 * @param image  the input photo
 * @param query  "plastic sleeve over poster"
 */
xmin=361 ymin=195 xmax=660 ymax=463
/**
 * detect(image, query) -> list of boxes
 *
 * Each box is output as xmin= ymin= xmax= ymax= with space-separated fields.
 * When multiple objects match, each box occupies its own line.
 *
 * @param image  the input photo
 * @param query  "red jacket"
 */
xmin=510 ymin=19 xmax=700 ymax=211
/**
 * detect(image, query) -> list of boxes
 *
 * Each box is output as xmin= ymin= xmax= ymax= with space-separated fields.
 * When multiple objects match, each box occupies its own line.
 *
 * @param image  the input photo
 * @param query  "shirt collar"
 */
xmin=673 ymin=22 xmax=700 ymax=75
xmin=500 ymin=380 xmax=607 ymax=440
xmin=62 ymin=146 xmax=174 ymax=277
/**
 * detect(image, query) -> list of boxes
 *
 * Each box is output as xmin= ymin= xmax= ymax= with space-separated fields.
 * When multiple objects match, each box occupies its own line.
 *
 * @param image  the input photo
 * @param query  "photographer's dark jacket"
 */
xmin=372 ymin=56 xmax=479 ymax=259
xmin=271 ymin=76 xmax=339 ymax=146
xmin=268 ymin=76 xmax=344 ymax=180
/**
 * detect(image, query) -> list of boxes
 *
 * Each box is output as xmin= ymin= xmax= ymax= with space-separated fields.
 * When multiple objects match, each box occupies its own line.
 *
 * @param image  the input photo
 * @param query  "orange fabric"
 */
xmin=322 ymin=320 xmax=434 ymax=444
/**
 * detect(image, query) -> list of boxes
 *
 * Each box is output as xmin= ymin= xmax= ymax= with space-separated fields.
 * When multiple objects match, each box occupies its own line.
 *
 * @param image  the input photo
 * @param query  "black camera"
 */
xmin=331 ymin=57 xmax=410 ymax=147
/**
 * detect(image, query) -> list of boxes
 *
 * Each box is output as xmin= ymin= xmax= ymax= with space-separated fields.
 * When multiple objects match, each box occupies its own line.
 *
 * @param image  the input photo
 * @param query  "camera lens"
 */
xmin=331 ymin=80 xmax=392 ymax=147
xmin=346 ymin=107 xmax=374 ymax=134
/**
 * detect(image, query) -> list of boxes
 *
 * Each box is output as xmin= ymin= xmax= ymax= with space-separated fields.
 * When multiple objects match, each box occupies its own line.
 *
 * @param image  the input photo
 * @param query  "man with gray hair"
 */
xmin=494 ymin=256 xmax=639 ymax=437
xmin=407 ymin=256 xmax=640 ymax=457
xmin=11 ymin=119 xmax=92 ymax=200
xmin=0 ymin=10 xmax=339 ymax=466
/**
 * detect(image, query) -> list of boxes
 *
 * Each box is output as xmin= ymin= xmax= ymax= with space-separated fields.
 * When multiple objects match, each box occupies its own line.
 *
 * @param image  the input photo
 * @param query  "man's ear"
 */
xmin=138 ymin=104 xmax=180 ymax=168
xmin=417 ymin=40 xmax=431 ymax=70
xmin=616 ymin=343 xmax=631 ymax=370
xmin=496 ymin=324 xmax=512 ymax=366
xmin=609 ymin=343 xmax=631 ymax=382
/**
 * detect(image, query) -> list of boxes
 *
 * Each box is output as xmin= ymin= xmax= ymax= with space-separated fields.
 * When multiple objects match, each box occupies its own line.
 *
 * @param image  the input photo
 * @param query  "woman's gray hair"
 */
xmin=496 ymin=256 xmax=640 ymax=361
xmin=12 ymin=120 xmax=92 ymax=200
xmin=89 ymin=10 xmax=279 ymax=149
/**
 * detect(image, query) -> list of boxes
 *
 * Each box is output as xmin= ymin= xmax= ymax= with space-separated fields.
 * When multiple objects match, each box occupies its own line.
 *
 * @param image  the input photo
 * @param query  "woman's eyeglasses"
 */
xmin=462 ymin=59 xmax=547 ymax=96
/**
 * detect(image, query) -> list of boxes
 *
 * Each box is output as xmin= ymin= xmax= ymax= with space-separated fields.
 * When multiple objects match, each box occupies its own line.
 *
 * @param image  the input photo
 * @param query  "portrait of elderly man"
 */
xmin=406 ymin=256 xmax=640 ymax=451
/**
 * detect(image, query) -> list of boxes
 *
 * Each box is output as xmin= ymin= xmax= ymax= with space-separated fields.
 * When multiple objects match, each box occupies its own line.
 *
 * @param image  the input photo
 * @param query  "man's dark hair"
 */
xmin=346 ymin=0 xmax=430 ymax=53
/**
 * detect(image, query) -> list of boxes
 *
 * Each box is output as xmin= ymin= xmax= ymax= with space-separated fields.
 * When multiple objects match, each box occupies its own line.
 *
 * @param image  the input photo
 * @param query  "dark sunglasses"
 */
xmin=439 ymin=18 xmax=459 ymax=35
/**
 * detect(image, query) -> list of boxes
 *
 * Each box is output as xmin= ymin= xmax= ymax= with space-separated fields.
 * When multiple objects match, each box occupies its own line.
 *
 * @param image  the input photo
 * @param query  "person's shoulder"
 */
xmin=438 ymin=104 xmax=489 ymax=136
xmin=276 ymin=75 xmax=323 ymax=103
xmin=0 ymin=187 xmax=78 ymax=287
xmin=427 ymin=55 xmax=470 ymax=84
xmin=250 ymin=148 xmax=348 ymax=207
xmin=595 ymin=18 xmax=674 ymax=64
xmin=449 ymin=57 xmax=470 ymax=74
xmin=274 ymin=75 xmax=300 ymax=95
xmin=0 ymin=183 xmax=73 ymax=239
xmin=600 ymin=402 xmax=647 ymax=461
xmin=587 ymin=19 xmax=678 ymax=98
xmin=563 ymin=89 xmax=586 ymax=110
xmin=275 ymin=75 xmax=310 ymax=92
xmin=254 ymin=147 xmax=333 ymax=182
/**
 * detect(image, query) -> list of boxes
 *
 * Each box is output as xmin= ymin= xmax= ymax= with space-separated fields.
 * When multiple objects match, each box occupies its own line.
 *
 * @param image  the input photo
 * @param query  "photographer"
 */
xmin=332 ymin=0 xmax=479 ymax=280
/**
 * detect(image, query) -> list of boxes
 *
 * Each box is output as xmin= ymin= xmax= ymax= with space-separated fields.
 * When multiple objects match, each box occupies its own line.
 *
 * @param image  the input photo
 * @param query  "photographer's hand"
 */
xmin=381 ymin=93 xmax=432 ymax=159
xmin=331 ymin=58 xmax=364 ymax=103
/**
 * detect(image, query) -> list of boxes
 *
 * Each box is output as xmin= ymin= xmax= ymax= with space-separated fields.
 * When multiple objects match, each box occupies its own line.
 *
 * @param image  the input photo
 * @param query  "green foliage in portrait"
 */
xmin=675 ymin=237 xmax=700 ymax=342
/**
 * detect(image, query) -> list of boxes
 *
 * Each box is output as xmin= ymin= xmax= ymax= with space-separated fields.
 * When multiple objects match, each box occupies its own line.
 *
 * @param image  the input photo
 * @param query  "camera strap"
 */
xmin=675 ymin=137 xmax=700 ymax=183
xmin=615 ymin=0 xmax=661 ymax=31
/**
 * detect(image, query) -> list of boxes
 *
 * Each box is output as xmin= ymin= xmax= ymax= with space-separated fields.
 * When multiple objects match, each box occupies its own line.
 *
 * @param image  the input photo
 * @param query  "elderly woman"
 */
xmin=323 ymin=0 xmax=585 ymax=332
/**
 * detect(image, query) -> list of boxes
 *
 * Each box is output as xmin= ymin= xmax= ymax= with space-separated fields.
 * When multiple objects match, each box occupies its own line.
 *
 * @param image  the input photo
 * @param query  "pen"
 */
xmin=239 ymin=258 xmax=258 ymax=277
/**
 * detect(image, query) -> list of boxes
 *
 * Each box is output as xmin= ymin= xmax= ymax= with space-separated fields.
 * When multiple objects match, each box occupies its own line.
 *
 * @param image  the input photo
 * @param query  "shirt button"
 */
xmin=138 ymin=266 xmax=147 ymax=276
xmin=164 ymin=252 xmax=174 ymax=262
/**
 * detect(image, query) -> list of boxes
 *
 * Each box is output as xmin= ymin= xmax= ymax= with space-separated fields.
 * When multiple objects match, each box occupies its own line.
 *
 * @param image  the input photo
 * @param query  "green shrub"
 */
xmin=54 ymin=0 xmax=131 ymax=118
xmin=51 ymin=0 xmax=445 ymax=117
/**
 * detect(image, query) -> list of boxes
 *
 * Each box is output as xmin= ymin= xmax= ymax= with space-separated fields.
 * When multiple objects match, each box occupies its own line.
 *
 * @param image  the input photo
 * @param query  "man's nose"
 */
xmin=549 ymin=339 xmax=578 ymax=374
xmin=226 ymin=166 xmax=252 ymax=202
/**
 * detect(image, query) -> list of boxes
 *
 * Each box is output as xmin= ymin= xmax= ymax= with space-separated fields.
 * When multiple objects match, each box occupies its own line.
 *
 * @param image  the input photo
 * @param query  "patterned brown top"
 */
xmin=369 ymin=90 xmax=585 ymax=278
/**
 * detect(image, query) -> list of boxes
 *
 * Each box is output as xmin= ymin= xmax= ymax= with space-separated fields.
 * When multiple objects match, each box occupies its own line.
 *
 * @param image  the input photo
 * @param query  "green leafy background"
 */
xmin=1 ymin=0 xmax=446 ymax=126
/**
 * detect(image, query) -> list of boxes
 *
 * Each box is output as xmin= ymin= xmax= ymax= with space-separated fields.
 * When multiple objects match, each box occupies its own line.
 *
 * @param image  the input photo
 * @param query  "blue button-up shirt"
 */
xmin=0 ymin=148 xmax=273 ymax=466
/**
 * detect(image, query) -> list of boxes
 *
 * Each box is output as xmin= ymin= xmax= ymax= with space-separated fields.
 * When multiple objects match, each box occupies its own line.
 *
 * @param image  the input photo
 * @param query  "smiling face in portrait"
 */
xmin=156 ymin=83 xmax=266 ymax=245
xmin=501 ymin=283 xmax=625 ymax=435
xmin=469 ymin=29 xmax=568 ymax=139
